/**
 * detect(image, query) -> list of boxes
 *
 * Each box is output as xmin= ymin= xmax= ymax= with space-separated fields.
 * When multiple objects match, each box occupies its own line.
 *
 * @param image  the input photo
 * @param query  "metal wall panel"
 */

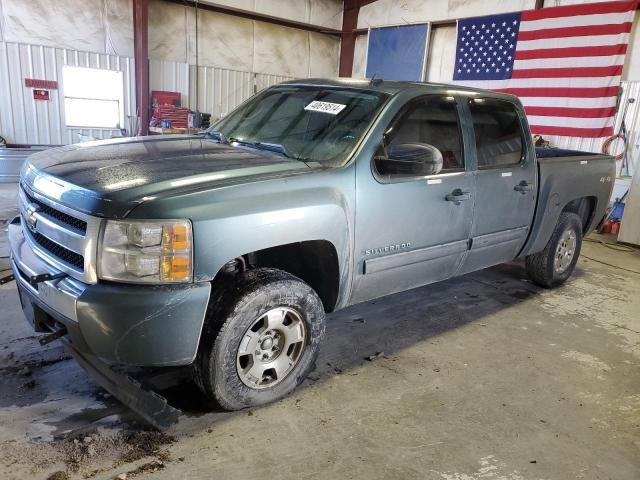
xmin=149 ymin=59 xmax=190 ymax=107
xmin=149 ymin=59 xmax=293 ymax=122
xmin=0 ymin=41 xmax=136 ymax=145
xmin=190 ymin=65 xmax=255 ymax=120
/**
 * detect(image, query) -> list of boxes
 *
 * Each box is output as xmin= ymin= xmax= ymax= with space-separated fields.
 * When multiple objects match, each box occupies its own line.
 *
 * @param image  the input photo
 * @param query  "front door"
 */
xmin=350 ymin=94 xmax=476 ymax=304
xmin=460 ymin=96 xmax=537 ymax=274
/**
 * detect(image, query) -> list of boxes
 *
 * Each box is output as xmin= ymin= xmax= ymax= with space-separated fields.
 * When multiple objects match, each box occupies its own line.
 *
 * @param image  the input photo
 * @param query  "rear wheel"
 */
xmin=193 ymin=268 xmax=325 ymax=410
xmin=525 ymin=212 xmax=583 ymax=288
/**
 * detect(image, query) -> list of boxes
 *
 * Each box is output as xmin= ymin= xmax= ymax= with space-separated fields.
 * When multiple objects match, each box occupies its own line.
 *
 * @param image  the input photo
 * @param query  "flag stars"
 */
xmin=455 ymin=14 xmax=518 ymax=80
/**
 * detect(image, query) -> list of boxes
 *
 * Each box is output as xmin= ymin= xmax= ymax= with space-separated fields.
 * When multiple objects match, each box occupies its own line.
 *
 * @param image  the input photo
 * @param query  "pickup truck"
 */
xmin=9 ymin=79 xmax=615 ymax=423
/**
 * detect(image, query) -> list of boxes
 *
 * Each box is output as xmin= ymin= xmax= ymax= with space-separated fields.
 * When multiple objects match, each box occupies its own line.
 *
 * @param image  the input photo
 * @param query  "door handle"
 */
xmin=445 ymin=189 xmax=471 ymax=204
xmin=514 ymin=181 xmax=532 ymax=193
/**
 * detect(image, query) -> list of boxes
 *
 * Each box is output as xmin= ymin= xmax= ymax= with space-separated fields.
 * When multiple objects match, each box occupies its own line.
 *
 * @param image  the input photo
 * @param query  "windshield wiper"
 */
xmin=228 ymin=138 xmax=293 ymax=159
xmin=199 ymin=129 xmax=228 ymax=144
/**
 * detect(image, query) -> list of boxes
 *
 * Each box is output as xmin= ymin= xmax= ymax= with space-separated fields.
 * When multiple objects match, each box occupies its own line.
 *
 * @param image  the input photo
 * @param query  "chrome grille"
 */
xmin=30 ymin=231 xmax=85 ymax=270
xmin=18 ymin=182 xmax=101 ymax=284
xmin=22 ymin=188 xmax=87 ymax=233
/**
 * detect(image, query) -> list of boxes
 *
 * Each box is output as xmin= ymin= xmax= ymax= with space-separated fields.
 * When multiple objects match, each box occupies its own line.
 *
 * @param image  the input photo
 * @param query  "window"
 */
xmin=375 ymin=95 xmax=464 ymax=178
xmin=213 ymin=86 xmax=389 ymax=167
xmin=62 ymin=66 xmax=124 ymax=129
xmin=469 ymin=98 xmax=523 ymax=169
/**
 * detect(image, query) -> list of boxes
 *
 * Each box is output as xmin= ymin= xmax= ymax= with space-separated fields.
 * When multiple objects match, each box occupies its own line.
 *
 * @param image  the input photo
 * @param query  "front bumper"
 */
xmin=9 ymin=218 xmax=211 ymax=367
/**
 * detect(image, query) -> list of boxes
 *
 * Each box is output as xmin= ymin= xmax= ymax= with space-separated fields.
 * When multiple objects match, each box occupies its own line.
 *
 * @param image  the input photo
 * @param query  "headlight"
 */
xmin=99 ymin=219 xmax=193 ymax=283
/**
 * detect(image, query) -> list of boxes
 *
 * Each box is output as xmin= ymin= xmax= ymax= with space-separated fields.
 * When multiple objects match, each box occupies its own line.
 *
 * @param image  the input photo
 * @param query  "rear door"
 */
xmin=460 ymin=96 xmax=537 ymax=274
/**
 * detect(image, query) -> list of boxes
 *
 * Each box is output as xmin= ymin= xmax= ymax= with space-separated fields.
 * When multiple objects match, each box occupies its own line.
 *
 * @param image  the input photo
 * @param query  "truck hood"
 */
xmin=22 ymin=136 xmax=314 ymax=218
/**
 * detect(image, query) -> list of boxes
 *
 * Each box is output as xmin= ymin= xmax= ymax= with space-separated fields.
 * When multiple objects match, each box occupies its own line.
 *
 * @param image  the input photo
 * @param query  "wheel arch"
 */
xmin=521 ymin=194 xmax=599 ymax=257
xmin=561 ymin=196 xmax=597 ymax=233
xmin=213 ymin=240 xmax=341 ymax=313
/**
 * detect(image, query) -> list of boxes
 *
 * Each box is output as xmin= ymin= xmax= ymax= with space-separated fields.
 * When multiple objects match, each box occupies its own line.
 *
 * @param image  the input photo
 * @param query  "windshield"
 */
xmin=210 ymin=85 xmax=390 ymax=166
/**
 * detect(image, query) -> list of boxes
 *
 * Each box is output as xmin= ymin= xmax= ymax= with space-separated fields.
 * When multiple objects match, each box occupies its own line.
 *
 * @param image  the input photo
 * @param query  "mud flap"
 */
xmin=62 ymin=339 xmax=181 ymax=430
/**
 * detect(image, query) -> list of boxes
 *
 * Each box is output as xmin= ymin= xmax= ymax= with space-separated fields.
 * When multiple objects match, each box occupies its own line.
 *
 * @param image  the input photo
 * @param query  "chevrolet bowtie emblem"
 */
xmin=24 ymin=204 xmax=39 ymax=233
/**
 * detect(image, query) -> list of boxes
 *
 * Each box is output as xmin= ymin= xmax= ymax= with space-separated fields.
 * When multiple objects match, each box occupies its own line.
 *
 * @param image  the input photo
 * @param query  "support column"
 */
xmin=133 ymin=0 xmax=149 ymax=135
xmin=339 ymin=0 xmax=360 ymax=77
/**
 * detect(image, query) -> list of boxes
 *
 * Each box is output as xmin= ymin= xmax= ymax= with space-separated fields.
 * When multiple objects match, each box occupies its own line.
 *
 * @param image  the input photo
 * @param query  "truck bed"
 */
xmin=520 ymin=147 xmax=615 ymax=257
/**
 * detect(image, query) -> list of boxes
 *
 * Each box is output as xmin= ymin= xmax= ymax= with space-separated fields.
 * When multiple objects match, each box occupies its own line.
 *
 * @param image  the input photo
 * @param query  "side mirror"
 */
xmin=376 ymin=143 xmax=444 ymax=177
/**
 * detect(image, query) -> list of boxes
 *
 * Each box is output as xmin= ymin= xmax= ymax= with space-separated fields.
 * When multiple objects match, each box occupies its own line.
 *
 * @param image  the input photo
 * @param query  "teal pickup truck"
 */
xmin=9 ymin=79 xmax=614 ymax=425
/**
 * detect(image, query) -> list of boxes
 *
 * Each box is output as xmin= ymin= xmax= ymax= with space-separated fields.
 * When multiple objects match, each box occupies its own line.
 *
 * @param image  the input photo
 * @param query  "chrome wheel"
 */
xmin=554 ymin=228 xmax=577 ymax=274
xmin=236 ymin=307 xmax=307 ymax=389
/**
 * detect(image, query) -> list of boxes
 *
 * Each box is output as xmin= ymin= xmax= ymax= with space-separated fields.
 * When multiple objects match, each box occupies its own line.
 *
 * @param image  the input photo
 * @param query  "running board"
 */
xmin=62 ymin=339 xmax=181 ymax=430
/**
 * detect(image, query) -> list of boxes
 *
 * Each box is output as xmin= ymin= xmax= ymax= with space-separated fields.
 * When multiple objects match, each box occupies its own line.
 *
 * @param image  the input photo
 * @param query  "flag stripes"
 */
xmin=453 ymin=1 xmax=638 ymax=138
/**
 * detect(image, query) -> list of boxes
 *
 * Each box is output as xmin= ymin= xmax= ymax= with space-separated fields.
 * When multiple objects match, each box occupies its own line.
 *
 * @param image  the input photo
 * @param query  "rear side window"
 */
xmin=469 ymin=98 xmax=523 ymax=169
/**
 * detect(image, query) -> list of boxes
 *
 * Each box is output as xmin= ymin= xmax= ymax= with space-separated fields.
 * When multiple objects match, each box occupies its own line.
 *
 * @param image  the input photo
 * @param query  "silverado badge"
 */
xmin=366 ymin=242 xmax=411 ymax=256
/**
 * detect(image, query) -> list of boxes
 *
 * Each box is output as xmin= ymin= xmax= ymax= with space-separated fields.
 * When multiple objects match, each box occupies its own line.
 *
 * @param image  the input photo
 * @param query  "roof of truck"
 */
xmin=280 ymin=77 xmax=520 ymax=102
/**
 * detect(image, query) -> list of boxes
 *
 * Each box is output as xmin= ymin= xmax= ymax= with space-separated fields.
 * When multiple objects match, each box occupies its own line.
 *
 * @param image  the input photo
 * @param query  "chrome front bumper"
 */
xmin=9 ymin=216 xmax=87 ymax=323
xmin=10 ymin=216 xmax=212 ymax=367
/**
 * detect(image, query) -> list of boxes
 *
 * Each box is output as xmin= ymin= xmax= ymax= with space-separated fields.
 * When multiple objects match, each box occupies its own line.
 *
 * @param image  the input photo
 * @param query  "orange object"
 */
xmin=610 ymin=221 xmax=620 ymax=235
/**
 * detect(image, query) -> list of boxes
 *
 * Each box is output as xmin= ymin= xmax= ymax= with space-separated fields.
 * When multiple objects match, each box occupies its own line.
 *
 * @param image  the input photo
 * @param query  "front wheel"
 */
xmin=193 ymin=268 xmax=325 ymax=410
xmin=525 ymin=212 xmax=583 ymax=288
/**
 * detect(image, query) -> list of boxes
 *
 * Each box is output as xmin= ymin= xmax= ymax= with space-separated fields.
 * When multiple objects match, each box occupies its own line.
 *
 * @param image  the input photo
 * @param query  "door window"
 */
xmin=469 ymin=98 xmax=524 ymax=169
xmin=375 ymin=95 xmax=464 ymax=178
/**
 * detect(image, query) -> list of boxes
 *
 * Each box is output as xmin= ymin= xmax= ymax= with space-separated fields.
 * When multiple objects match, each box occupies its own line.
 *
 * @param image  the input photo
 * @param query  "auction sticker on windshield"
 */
xmin=304 ymin=100 xmax=347 ymax=115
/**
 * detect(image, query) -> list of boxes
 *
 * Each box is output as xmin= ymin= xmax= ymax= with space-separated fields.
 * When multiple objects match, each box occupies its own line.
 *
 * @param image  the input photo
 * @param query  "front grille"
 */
xmin=30 ymin=230 xmax=85 ymax=270
xmin=22 ymin=187 xmax=87 ymax=234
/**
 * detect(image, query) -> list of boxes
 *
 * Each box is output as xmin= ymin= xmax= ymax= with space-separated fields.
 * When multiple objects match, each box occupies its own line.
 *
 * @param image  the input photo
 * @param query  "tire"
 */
xmin=193 ymin=268 xmax=325 ymax=410
xmin=525 ymin=212 xmax=583 ymax=288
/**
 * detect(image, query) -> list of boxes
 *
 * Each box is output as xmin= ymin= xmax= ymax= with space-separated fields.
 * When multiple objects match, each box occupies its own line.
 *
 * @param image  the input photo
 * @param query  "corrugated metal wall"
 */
xmin=0 ymin=41 xmax=136 ymax=145
xmin=150 ymin=59 xmax=292 ymax=122
xmin=0 ymin=41 xmax=294 ymax=146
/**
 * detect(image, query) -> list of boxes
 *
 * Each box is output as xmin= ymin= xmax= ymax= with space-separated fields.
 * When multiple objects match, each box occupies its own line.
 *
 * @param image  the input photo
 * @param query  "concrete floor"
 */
xmin=0 ymin=182 xmax=639 ymax=480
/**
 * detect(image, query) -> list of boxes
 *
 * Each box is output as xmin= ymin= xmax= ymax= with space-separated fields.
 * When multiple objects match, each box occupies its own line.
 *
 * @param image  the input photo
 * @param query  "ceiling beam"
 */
xmin=162 ymin=0 xmax=342 ymax=36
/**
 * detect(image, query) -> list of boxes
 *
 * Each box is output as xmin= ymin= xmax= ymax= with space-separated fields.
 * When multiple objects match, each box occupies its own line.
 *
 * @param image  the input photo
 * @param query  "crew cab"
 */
xmin=8 ymin=79 xmax=615 ymax=422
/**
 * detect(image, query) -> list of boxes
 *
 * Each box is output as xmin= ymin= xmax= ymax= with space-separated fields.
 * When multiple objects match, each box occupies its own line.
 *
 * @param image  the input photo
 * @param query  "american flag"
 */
xmin=453 ymin=1 xmax=638 ymax=138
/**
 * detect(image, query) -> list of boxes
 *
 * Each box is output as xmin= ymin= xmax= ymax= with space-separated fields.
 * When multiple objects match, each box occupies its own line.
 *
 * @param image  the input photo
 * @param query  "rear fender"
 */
xmin=519 ymin=155 xmax=614 ymax=257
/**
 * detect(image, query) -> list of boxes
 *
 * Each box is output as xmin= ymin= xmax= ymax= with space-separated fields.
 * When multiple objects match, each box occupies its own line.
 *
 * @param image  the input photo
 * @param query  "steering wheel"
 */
xmin=326 ymin=125 xmax=356 ymax=147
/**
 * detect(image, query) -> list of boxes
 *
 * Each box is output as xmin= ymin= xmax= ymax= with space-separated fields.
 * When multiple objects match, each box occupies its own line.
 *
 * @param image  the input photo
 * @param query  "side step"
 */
xmin=62 ymin=339 xmax=181 ymax=430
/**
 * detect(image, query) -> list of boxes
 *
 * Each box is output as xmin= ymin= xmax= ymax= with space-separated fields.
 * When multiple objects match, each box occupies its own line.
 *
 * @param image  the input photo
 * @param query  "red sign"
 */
xmin=33 ymin=89 xmax=50 ymax=101
xmin=25 ymin=78 xmax=58 ymax=89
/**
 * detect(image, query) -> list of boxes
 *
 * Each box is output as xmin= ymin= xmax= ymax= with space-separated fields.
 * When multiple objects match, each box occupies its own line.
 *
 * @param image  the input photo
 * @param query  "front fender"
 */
xmin=127 ymin=167 xmax=355 ymax=308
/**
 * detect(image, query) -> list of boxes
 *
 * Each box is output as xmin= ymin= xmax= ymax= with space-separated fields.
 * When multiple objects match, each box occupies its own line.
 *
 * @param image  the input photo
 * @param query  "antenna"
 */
xmin=369 ymin=73 xmax=383 ymax=86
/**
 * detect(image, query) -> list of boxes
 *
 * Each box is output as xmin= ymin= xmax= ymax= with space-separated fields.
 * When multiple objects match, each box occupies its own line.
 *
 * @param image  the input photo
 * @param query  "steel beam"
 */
xmin=339 ymin=0 xmax=362 ymax=77
xmin=163 ymin=0 xmax=341 ymax=36
xmin=133 ymin=0 xmax=150 ymax=136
